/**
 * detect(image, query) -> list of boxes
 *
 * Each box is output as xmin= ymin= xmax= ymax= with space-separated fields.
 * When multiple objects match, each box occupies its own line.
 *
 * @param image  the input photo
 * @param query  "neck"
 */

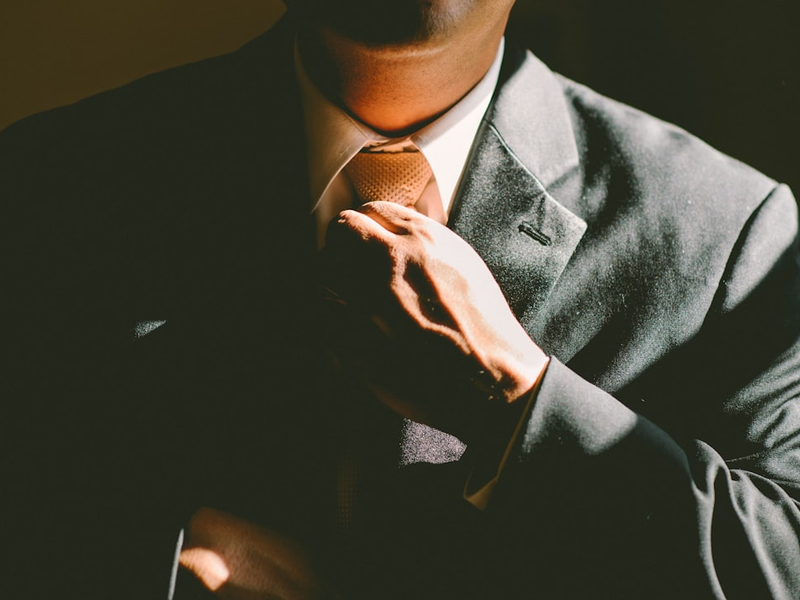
xmin=298 ymin=22 xmax=506 ymax=137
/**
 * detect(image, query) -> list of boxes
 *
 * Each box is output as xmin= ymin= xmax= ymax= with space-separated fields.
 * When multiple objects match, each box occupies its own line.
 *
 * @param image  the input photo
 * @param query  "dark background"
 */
xmin=1 ymin=0 xmax=797 ymax=193
xmin=509 ymin=0 xmax=798 ymax=196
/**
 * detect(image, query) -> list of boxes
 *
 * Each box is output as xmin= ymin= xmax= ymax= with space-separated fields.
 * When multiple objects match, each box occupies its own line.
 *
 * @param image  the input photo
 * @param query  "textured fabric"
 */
xmin=335 ymin=445 xmax=359 ymax=536
xmin=344 ymin=149 xmax=432 ymax=207
xmin=399 ymin=419 xmax=467 ymax=466
xmin=3 ymin=14 xmax=800 ymax=600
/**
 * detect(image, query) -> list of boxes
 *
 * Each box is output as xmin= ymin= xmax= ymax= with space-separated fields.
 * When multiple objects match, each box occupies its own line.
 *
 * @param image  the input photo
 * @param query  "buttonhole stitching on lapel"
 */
xmin=518 ymin=221 xmax=552 ymax=246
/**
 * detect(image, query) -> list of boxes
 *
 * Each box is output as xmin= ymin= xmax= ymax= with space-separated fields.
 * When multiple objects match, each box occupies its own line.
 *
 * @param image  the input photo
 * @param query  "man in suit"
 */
xmin=2 ymin=1 xmax=800 ymax=598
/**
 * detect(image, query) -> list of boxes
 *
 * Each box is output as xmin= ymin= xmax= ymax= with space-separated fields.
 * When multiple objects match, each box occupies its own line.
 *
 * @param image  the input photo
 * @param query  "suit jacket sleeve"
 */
xmin=490 ymin=183 xmax=800 ymax=599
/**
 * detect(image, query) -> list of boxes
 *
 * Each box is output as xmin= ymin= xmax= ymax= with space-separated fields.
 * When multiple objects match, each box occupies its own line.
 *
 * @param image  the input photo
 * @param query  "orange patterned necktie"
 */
xmin=333 ymin=148 xmax=431 ymax=541
xmin=344 ymin=149 xmax=432 ymax=207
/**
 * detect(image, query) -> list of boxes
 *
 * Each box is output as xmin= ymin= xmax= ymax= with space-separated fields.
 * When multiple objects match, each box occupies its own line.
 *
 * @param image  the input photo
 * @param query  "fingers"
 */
xmin=357 ymin=200 xmax=420 ymax=234
xmin=326 ymin=200 xmax=429 ymax=246
xmin=180 ymin=547 xmax=230 ymax=592
xmin=323 ymin=202 xmax=416 ymax=307
xmin=330 ymin=207 xmax=394 ymax=246
xmin=180 ymin=508 xmax=323 ymax=600
xmin=321 ymin=201 xmax=443 ymax=357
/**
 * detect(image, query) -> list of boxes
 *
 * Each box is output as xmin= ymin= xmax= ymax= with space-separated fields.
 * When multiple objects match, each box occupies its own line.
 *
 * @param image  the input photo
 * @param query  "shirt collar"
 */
xmin=296 ymin=38 xmax=505 ymax=216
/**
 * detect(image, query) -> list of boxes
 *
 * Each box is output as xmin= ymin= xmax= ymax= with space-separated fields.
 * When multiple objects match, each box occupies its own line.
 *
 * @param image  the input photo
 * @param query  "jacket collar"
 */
xmin=488 ymin=41 xmax=581 ymax=191
xmin=449 ymin=41 xmax=587 ymax=332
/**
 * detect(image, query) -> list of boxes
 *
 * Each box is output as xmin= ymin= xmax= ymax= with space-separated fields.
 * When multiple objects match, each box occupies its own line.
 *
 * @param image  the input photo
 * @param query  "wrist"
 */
xmin=479 ymin=337 xmax=549 ymax=405
xmin=464 ymin=351 xmax=549 ymax=446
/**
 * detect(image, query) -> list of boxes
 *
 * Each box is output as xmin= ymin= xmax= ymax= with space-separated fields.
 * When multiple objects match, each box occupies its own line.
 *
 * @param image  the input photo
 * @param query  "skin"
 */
xmin=180 ymin=508 xmax=325 ymax=600
xmin=296 ymin=0 xmax=517 ymax=135
xmin=182 ymin=2 xmax=552 ymax=597
xmin=323 ymin=202 xmax=549 ymax=442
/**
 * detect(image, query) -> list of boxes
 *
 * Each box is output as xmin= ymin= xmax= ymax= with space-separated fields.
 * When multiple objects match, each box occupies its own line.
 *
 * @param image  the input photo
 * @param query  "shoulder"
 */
xmin=531 ymin=56 xmax=796 ymax=338
xmin=555 ymin=72 xmax=782 ymax=221
xmin=0 ymin=16 xmax=299 ymax=239
xmin=0 ymin=19 xmax=294 ymax=182
xmin=0 ymin=17 xmax=303 ymax=310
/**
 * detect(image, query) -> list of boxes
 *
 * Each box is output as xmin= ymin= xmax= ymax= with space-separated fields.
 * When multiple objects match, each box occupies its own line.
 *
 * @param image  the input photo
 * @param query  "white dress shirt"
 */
xmin=295 ymin=38 xmax=505 ymax=247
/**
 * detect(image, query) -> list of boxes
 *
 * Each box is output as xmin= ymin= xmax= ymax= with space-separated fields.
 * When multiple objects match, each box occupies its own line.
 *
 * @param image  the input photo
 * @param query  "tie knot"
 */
xmin=344 ymin=149 xmax=432 ymax=207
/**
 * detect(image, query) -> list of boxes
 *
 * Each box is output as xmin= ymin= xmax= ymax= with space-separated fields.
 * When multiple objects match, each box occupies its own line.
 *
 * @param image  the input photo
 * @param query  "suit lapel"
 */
xmin=399 ymin=45 xmax=591 ymax=467
xmin=449 ymin=44 xmax=587 ymax=336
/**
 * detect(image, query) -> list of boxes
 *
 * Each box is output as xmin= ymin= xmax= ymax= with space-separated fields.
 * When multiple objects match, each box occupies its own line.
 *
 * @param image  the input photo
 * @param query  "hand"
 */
xmin=179 ymin=508 xmax=326 ymax=600
xmin=321 ymin=201 xmax=549 ymax=443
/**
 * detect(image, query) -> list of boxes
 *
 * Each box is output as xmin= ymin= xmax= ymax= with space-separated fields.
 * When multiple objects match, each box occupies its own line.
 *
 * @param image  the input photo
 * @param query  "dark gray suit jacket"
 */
xmin=3 ymin=14 xmax=799 ymax=600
